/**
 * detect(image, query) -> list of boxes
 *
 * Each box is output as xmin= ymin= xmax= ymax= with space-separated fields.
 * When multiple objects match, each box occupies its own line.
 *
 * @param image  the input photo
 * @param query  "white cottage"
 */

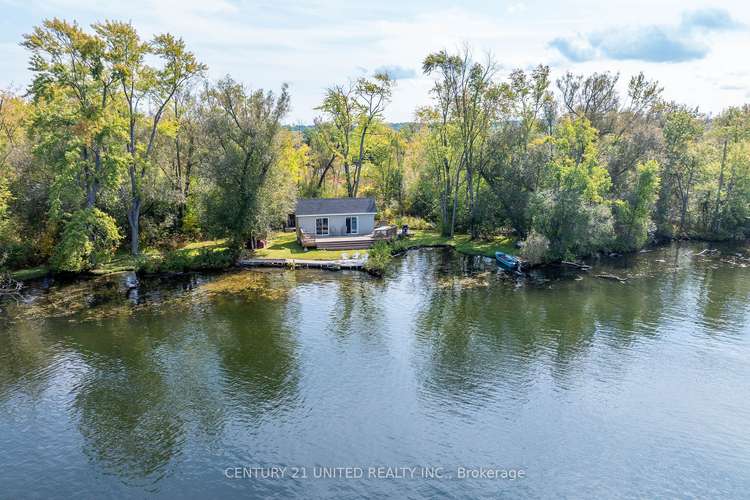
xmin=295 ymin=198 xmax=391 ymax=249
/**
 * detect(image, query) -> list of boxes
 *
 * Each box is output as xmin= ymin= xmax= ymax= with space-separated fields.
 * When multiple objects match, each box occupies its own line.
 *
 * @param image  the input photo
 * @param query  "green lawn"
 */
xmin=254 ymin=230 xmax=517 ymax=261
xmin=403 ymin=230 xmax=517 ymax=257
xmin=88 ymin=251 xmax=140 ymax=275
xmin=254 ymin=232 xmax=367 ymax=260
xmin=10 ymin=266 xmax=49 ymax=281
xmin=9 ymin=233 xmax=517 ymax=281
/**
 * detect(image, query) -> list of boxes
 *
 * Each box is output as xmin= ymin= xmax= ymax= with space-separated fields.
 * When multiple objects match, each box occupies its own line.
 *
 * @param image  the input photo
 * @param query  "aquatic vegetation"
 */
xmin=3 ymin=270 xmax=288 ymax=324
xmin=195 ymin=271 xmax=287 ymax=301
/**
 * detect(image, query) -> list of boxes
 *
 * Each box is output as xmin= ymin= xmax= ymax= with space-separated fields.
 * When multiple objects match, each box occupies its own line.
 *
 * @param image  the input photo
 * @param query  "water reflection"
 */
xmin=0 ymin=320 xmax=57 ymax=401
xmin=212 ymin=295 xmax=300 ymax=421
xmin=69 ymin=323 xmax=183 ymax=485
xmin=0 ymin=242 xmax=748 ymax=498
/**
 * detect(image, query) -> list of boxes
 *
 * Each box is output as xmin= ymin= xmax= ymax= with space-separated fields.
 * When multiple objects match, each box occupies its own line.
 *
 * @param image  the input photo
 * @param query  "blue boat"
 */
xmin=495 ymin=251 xmax=520 ymax=271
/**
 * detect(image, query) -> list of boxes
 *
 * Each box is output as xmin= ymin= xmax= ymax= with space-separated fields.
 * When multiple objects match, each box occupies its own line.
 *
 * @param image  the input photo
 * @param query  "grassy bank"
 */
xmin=254 ymin=230 xmax=516 ymax=261
xmin=400 ymin=230 xmax=516 ymax=257
xmin=10 ymin=266 xmax=49 ymax=281
xmin=10 ymin=239 xmax=232 ymax=281
xmin=9 ymin=232 xmax=517 ymax=282
xmin=253 ymin=232 xmax=368 ymax=260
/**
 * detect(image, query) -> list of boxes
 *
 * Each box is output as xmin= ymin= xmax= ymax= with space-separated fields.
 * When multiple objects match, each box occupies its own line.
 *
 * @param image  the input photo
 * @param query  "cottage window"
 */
xmin=315 ymin=217 xmax=329 ymax=235
xmin=346 ymin=216 xmax=358 ymax=234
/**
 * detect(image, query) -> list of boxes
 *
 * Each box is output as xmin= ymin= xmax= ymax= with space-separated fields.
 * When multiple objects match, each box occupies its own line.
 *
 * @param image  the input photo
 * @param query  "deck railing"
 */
xmin=298 ymin=225 xmax=395 ymax=248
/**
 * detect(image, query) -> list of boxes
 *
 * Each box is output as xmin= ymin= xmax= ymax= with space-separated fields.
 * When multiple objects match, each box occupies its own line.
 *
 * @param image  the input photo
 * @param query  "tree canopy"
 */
xmin=2 ymin=22 xmax=749 ymax=274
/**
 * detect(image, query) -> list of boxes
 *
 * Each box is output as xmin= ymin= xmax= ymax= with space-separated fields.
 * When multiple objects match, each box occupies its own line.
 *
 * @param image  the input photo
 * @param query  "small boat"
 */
xmin=495 ymin=251 xmax=519 ymax=271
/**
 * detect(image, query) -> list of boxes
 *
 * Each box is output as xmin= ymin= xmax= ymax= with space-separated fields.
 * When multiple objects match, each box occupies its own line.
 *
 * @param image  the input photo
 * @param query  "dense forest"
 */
xmin=1 ymin=19 xmax=749 ymax=276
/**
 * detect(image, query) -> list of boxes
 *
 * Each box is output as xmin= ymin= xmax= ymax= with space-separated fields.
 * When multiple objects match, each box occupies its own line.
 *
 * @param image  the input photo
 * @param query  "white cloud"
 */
xmin=2 ymin=0 xmax=749 ymax=122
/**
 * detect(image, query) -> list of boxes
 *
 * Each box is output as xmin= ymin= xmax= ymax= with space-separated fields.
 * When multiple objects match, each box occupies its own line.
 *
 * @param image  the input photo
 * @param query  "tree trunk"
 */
xmin=450 ymin=168 xmax=461 ymax=237
xmin=343 ymin=162 xmax=354 ymax=197
xmin=86 ymin=186 xmax=97 ymax=209
xmin=127 ymin=161 xmax=141 ymax=256
xmin=711 ymin=138 xmax=728 ymax=234
xmin=317 ymin=154 xmax=335 ymax=189
xmin=128 ymin=198 xmax=141 ymax=256
xmin=679 ymin=196 xmax=689 ymax=234
xmin=441 ymin=158 xmax=450 ymax=236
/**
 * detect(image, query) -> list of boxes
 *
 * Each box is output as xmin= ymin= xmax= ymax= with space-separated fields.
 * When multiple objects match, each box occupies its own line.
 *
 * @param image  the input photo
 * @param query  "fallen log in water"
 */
xmin=561 ymin=261 xmax=592 ymax=271
xmin=595 ymin=273 xmax=627 ymax=283
xmin=695 ymin=248 xmax=719 ymax=256
xmin=0 ymin=275 xmax=23 ymax=301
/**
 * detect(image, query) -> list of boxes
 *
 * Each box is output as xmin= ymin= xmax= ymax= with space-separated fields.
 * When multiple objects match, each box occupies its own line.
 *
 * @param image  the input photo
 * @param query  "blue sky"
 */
xmin=1 ymin=0 xmax=748 ymax=123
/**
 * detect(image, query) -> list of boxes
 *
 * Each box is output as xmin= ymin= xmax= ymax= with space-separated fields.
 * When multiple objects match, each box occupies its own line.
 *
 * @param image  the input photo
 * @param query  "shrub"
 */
xmin=180 ymin=201 xmax=202 ymax=238
xmin=189 ymin=248 xmax=236 ymax=270
xmin=50 ymin=208 xmax=122 ymax=272
xmin=520 ymin=230 xmax=550 ymax=265
xmin=394 ymin=215 xmax=435 ymax=231
xmin=389 ymin=239 xmax=409 ymax=254
xmin=364 ymin=241 xmax=393 ymax=276
xmin=1 ymin=240 xmax=40 ymax=270
xmin=161 ymin=247 xmax=236 ymax=273
xmin=135 ymin=253 xmax=163 ymax=274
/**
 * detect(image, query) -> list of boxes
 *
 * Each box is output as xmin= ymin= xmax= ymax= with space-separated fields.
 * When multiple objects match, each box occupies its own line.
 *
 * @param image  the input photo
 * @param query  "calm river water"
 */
xmin=1 ymin=243 xmax=749 ymax=499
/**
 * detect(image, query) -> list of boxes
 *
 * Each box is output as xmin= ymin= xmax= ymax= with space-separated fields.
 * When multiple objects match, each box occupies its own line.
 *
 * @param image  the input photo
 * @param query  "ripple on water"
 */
xmin=1 ymin=242 xmax=749 ymax=498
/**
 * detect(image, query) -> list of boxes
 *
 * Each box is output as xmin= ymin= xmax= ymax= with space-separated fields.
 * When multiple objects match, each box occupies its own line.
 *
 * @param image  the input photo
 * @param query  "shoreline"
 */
xmin=9 ymin=236 xmax=748 ymax=287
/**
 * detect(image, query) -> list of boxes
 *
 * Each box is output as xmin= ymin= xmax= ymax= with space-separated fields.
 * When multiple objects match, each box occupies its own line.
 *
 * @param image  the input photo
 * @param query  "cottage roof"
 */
xmin=295 ymin=197 xmax=377 ymax=216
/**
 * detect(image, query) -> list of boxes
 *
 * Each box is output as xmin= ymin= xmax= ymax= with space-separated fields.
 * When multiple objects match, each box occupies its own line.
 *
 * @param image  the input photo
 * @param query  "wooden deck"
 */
xmin=315 ymin=235 xmax=374 ymax=250
xmin=298 ymin=226 xmax=398 ymax=250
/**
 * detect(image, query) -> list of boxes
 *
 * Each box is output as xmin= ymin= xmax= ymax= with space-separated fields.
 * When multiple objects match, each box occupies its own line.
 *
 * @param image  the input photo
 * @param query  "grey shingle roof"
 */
xmin=295 ymin=197 xmax=377 ymax=216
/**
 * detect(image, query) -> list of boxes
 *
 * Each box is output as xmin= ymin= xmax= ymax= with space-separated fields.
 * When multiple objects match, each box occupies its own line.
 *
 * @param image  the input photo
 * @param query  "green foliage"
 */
xmin=23 ymin=20 xmax=128 ymax=214
xmin=161 ymin=247 xmax=236 ymax=272
xmin=529 ymin=117 xmax=615 ymax=260
xmin=50 ymin=208 xmax=121 ymax=272
xmin=520 ymin=230 xmax=550 ymax=265
xmin=180 ymin=199 xmax=201 ymax=237
xmin=364 ymin=241 xmax=393 ymax=276
xmin=134 ymin=253 xmax=162 ymax=274
xmin=421 ymin=48 xmax=500 ymax=237
xmin=4 ymin=28 xmax=750 ymax=275
xmin=655 ymin=106 xmax=704 ymax=236
xmin=0 ymin=175 xmax=11 ymax=245
xmin=394 ymin=215 xmax=435 ymax=231
xmin=613 ymin=160 xmax=661 ymax=251
xmin=203 ymin=77 xmax=290 ymax=248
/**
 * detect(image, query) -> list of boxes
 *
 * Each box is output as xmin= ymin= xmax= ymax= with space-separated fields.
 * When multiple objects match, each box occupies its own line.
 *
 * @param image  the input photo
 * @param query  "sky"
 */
xmin=1 ymin=0 xmax=749 ymax=124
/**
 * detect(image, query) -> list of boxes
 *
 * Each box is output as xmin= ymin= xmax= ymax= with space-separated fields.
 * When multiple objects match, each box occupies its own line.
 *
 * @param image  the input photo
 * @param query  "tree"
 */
xmin=96 ymin=21 xmax=205 ymax=255
xmin=423 ymin=48 xmax=498 ymax=237
xmin=315 ymin=83 xmax=355 ymax=196
xmin=156 ymin=86 xmax=206 ymax=233
xmin=50 ymin=207 xmax=121 ymax=272
xmin=603 ymin=73 xmax=663 ymax=186
xmin=301 ymin=124 xmax=335 ymax=196
xmin=351 ymin=73 xmax=393 ymax=197
xmin=316 ymin=73 xmax=393 ymax=197
xmin=529 ymin=117 xmax=613 ymax=260
xmin=657 ymin=106 xmax=703 ymax=236
xmin=557 ymin=71 xmax=620 ymax=134
xmin=613 ymin=160 xmax=660 ymax=251
xmin=0 ymin=92 xmax=24 ymax=249
xmin=708 ymin=107 xmax=750 ymax=236
xmin=22 ymin=19 xmax=124 ymax=210
xmin=481 ymin=65 xmax=554 ymax=236
xmin=203 ymin=77 xmax=290 ymax=247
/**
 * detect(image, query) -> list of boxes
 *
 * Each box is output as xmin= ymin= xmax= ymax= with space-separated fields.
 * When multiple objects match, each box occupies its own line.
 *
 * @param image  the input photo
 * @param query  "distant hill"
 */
xmin=286 ymin=122 xmax=416 ymax=133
